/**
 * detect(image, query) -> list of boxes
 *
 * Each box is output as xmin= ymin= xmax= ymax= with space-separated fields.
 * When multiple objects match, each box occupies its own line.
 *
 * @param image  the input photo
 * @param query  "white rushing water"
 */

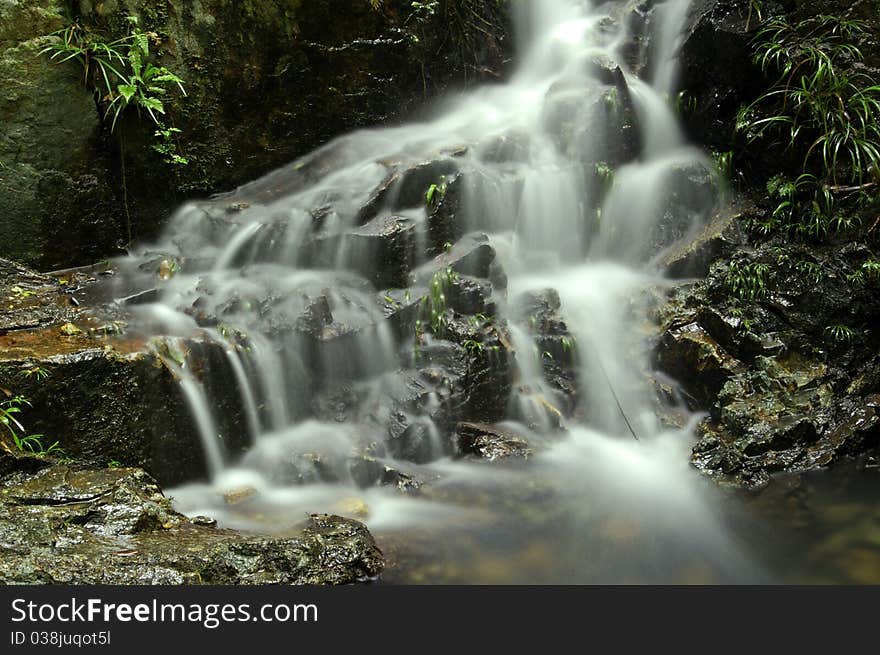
xmin=107 ymin=0 xmax=765 ymax=582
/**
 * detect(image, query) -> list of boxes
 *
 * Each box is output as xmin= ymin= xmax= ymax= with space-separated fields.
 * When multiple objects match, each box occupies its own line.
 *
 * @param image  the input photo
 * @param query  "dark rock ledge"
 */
xmin=0 ymin=452 xmax=384 ymax=585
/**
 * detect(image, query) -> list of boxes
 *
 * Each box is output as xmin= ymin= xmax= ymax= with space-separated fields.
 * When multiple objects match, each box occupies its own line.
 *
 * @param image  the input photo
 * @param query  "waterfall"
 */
xmin=102 ymin=0 xmax=764 ymax=582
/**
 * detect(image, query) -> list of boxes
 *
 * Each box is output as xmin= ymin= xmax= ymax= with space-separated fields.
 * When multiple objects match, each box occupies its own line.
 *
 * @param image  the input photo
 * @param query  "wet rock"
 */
xmin=426 ymin=172 xmax=466 ymax=257
xmin=476 ymin=131 xmax=532 ymax=164
xmin=310 ymin=310 xmax=515 ymax=466
xmin=834 ymin=395 xmax=880 ymax=455
xmin=0 ymin=0 xmax=122 ymax=268
xmin=197 ymin=513 xmax=384 ymax=585
xmin=0 ymin=461 xmax=384 ymax=584
xmin=378 ymin=272 xmax=498 ymax=343
xmin=295 ymin=295 xmax=334 ymax=337
xmin=390 ymin=419 xmax=444 ymax=464
xmin=300 ymin=214 xmax=419 ymax=289
xmin=678 ymin=0 xmax=760 ymax=150
xmin=514 ymin=288 xmax=579 ymax=412
xmin=2 ymin=258 xmax=252 ymax=485
xmin=516 ymin=288 xmax=561 ymax=318
xmin=345 ymin=215 xmax=418 ymax=289
xmin=455 ymin=422 xmax=533 ymax=460
xmin=655 ymin=320 xmax=744 ymax=408
xmin=587 ymin=54 xmax=628 ymax=87
xmin=658 ymin=234 xmax=880 ymax=486
xmin=410 ymin=232 xmax=505 ymax=290
xmin=190 ymin=515 xmax=217 ymax=528
xmin=441 ymin=314 xmax=514 ymax=423
xmin=2 ymin=465 xmax=177 ymax=536
xmin=0 ymin=258 xmax=76 ymax=333
xmin=0 ymin=335 xmax=251 ymax=486
xmin=348 ymin=455 xmax=424 ymax=493
xmin=649 ymin=163 xmax=720 ymax=255
xmin=659 ymin=204 xmax=746 ymax=277
xmin=0 ymin=450 xmax=53 ymax=480
xmin=388 ymin=159 xmax=461 ymax=211
xmin=378 ymin=465 xmax=424 ymax=494
xmin=354 ymin=168 xmax=399 ymax=225
xmin=542 ymin=78 xmax=640 ymax=166
xmin=693 ymin=305 xmax=770 ymax=362
xmin=447 ymin=275 xmax=498 ymax=316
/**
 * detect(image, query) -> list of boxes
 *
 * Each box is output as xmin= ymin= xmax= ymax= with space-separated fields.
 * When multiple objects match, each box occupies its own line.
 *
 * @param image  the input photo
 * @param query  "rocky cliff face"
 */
xmin=0 ymin=0 xmax=512 ymax=269
xmin=0 ymin=1 xmax=121 ymax=271
xmin=653 ymin=0 xmax=880 ymax=486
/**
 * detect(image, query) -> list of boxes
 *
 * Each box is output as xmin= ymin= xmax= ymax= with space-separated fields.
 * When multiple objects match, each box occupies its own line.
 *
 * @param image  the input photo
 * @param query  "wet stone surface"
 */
xmin=653 ymin=235 xmax=880 ymax=488
xmin=0 ymin=454 xmax=384 ymax=584
xmin=455 ymin=422 xmax=534 ymax=461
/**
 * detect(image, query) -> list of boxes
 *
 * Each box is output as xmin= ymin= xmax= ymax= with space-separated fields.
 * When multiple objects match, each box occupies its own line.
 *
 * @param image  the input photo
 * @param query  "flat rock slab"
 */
xmin=0 ymin=257 xmax=76 ymax=333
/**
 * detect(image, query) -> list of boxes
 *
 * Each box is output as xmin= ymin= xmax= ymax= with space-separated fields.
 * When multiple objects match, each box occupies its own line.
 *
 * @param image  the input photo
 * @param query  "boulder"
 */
xmin=455 ymin=422 xmax=533 ymax=460
xmin=658 ymin=201 xmax=746 ymax=278
xmin=0 ymin=335 xmax=251 ymax=486
xmin=0 ymin=457 xmax=384 ymax=584
xmin=654 ymin=320 xmax=745 ymax=408
xmin=678 ymin=0 xmax=760 ymax=150
xmin=656 ymin=235 xmax=880 ymax=487
xmin=0 ymin=1 xmax=122 ymax=269
xmin=0 ymin=258 xmax=250 ymax=485
xmin=410 ymin=232 xmax=505 ymax=289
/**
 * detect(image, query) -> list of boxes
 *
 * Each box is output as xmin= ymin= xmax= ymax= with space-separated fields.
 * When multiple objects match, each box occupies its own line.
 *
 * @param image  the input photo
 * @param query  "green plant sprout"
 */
xmin=0 ymin=396 xmax=63 ymax=457
xmin=825 ymin=324 xmax=856 ymax=343
xmin=415 ymin=266 xmax=459 ymax=339
xmin=425 ymin=176 xmax=448 ymax=209
xmin=847 ymin=259 xmax=880 ymax=284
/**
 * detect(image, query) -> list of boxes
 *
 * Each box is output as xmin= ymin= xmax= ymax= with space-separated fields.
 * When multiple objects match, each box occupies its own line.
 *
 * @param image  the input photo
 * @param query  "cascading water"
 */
xmin=100 ymin=0 xmax=767 ymax=582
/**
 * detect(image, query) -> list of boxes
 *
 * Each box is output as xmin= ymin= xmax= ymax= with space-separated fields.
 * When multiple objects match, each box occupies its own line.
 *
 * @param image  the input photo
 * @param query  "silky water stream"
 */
xmin=91 ymin=0 xmax=879 ymax=583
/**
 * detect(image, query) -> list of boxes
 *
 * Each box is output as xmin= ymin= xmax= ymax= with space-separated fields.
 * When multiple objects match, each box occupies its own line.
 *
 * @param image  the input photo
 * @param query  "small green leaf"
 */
xmin=117 ymin=84 xmax=137 ymax=102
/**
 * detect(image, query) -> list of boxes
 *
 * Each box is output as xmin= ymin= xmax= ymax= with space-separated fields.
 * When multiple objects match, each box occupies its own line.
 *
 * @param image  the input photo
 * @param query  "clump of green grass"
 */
xmin=0 ymin=396 xmax=63 ymax=457
xmin=825 ymin=323 xmax=856 ymax=344
xmin=415 ymin=266 xmax=459 ymax=338
xmin=848 ymin=259 xmax=880 ymax=284
xmin=724 ymin=260 xmax=770 ymax=301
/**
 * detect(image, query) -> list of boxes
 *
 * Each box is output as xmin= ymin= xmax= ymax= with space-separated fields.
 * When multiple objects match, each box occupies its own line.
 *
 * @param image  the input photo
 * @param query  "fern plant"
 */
xmin=41 ymin=17 xmax=187 ymax=165
xmin=41 ymin=16 xmax=189 ymax=242
xmin=737 ymin=14 xmax=880 ymax=234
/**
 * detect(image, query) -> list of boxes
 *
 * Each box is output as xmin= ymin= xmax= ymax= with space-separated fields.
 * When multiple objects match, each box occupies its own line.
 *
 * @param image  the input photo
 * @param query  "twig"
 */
xmin=586 ymin=341 xmax=640 ymax=441
xmin=827 ymin=181 xmax=877 ymax=192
